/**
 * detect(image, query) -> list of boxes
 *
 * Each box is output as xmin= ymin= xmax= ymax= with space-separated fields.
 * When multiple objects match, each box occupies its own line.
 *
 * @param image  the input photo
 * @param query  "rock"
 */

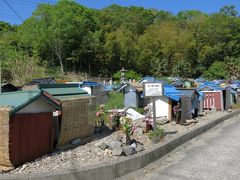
xmin=157 ymin=118 xmax=169 ymax=125
xmin=109 ymin=141 xmax=122 ymax=150
xmin=137 ymin=128 xmax=143 ymax=136
xmin=130 ymin=142 xmax=137 ymax=149
xmin=126 ymin=108 xmax=145 ymax=121
xmin=211 ymin=106 xmax=217 ymax=113
xmin=99 ymin=142 xmax=108 ymax=150
xmin=112 ymin=146 xmax=123 ymax=156
xmin=104 ymin=149 xmax=112 ymax=154
xmin=71 ymin=138 xmax=81 ymax=146
xmin=114 ymin=133 xmax=123 ymax=142
xmin=20 ymin=164 xmax=27 ymax=171
xmin=170 ymin=121 xmax=176 ymax=125
xmin=227 ymin=109 xmax=233 ymax=113
xmin=136 ymin=143 xmax=145 ymax=153
xmin=121 ymin=136 xmax=127 ymax=144
xmin=122 ymin=146 xmax=132 ymax=156
xmin=186 ymin=119 xmax=198 ymax=123
xmin=133 ymin=119 xmax=145 ymax=128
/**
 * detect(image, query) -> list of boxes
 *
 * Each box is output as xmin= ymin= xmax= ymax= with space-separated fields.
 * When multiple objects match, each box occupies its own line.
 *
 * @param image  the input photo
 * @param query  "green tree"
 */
xmin=203 ymin=61 xmax=228 ymax=80
xmin=224 ymin=57 xmax=240 ymax=80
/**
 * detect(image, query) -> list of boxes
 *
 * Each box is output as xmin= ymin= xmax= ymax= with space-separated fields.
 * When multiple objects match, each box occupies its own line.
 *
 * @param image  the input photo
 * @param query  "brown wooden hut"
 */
xmin=0 ymin=91 xmax=61 ymax=170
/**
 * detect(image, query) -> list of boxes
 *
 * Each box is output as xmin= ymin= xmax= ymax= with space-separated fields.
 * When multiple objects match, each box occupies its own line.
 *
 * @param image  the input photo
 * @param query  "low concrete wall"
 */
xmin=1 ymin=110 xmax=240 ymax=180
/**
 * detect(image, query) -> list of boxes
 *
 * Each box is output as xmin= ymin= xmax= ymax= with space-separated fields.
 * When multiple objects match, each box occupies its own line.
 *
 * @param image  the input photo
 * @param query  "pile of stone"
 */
xmin=98 ymin=134 xmax=145 ymax=156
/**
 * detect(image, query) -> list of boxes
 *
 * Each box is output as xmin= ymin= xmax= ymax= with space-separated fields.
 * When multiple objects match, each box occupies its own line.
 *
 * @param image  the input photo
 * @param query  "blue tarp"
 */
xmin=81 ymin=81 xmax=102 ymax=87
xmin=164 ymin=84 xmax=182 ymax=102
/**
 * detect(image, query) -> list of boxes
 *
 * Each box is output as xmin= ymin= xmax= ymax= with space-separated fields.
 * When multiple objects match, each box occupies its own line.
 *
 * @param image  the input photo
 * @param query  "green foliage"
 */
xmin=133 ymin=107 xmax=145 ymax=115
xmin=203 ymin=61 xmax=228 ymax=80
xmin=104 ymin=92 xmax=124 ymax=110
xmin=113 ymin=70 xmax=142 ymax=82
xmin=1 ymin=4 xmax=240 ymax=82
xmin=1 ymin=49 xmax=45 ymax=85
xmin=119 ymin=116 xmax=132 ymax=136
xmin=148 ymin=126 xmax=165 ymax=140
xmin=224 ymin=57 xmax=240 ymax=80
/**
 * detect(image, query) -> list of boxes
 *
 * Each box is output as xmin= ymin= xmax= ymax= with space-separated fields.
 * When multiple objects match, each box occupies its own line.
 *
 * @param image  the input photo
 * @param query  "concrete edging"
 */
xmin=1 ymin=110 xmax=240 ymax=180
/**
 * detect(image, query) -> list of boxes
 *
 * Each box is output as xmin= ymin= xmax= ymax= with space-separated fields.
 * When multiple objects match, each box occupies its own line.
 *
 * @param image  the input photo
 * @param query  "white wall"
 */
xmin=82 ymin=87 xmax=92 ymax=95
xmin=150 ymin=96 xmax=170 ymax=119
xmin=17 ymin=97 xmax=57 ymax=114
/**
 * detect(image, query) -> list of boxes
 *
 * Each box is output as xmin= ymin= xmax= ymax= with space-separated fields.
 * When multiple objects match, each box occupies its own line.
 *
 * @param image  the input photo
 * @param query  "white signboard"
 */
xmin=144 ymin=83 xmax=163 ymax=97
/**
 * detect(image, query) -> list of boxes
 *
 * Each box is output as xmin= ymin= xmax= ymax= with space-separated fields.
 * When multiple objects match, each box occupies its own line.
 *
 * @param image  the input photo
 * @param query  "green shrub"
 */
xmin=148 ymin=126 xmax=165 ymax=140
xmin=113 ymin=70 xmax=142 ymax=82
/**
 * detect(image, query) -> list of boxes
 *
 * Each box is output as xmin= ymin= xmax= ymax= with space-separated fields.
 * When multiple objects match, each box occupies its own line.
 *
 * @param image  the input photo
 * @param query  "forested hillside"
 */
xmin=0 ymin=0 xmax=240 ymax=84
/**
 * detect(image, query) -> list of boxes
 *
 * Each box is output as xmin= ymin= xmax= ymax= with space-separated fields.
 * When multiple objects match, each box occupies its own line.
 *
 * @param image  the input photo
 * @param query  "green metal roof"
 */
xmin=54 ymin=94 xmax=93 ymax=101
xmin=41 ymin=87 xmax=87 ymax=96
xmin=39 ymin=84 xmax=88 ymax=96
xmin=0 ymin=90 xmax=61 ymax=115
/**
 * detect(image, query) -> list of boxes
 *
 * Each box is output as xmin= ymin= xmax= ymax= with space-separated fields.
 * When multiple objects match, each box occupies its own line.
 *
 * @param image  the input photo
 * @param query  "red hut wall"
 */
xmin=203 ymin=91 xmax=223 ymax=111
xmin=9 ymin=112 xmax=53 ymax=166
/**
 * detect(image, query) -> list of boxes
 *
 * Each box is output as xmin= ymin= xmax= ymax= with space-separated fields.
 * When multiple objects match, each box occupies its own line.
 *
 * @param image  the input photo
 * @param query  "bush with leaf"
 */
xmin=148 ymin=126 xmax=165 ymax=140
xmin=113 ymin=70 xmax=142 ymax=82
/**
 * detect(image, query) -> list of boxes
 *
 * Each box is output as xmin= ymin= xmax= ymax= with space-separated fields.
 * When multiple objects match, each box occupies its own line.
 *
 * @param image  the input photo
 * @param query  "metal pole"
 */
xmin=152 ymin=97 xmax=157 ymax=131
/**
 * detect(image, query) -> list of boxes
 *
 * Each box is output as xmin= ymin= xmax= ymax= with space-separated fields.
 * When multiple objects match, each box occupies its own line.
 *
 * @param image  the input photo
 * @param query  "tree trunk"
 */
xmin=59 ymin=57 xmax=64 ymax=75
xmin=55 ymin=40 xmax=64 ymax=75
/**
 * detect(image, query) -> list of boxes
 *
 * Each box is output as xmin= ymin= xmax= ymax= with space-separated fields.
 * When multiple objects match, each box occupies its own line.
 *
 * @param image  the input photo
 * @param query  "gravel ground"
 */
xmin=0 ymin=110 xmax=232 ymax=176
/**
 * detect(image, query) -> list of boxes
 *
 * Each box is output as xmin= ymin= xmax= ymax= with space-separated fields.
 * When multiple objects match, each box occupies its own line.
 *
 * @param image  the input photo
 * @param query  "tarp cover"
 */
xmin=164 ymin=85 xmax=182 ymax=102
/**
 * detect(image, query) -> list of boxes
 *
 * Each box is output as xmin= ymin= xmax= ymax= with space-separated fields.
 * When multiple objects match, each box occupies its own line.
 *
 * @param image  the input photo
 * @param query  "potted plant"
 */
xmin=95 ymin=105 xmax=106 ymax=132
xmin=109 ymin=108 xmax=122 ymax=130
xmin=148 ymin=126 xmax=165 ymax=144
xmin=120 ymin=116 xmax=133 ymax=145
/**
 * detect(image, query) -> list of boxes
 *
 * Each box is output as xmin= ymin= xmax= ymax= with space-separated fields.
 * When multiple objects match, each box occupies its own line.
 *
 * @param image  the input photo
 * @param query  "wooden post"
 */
xmin=152 ymin=97 xmax=157 ymax=131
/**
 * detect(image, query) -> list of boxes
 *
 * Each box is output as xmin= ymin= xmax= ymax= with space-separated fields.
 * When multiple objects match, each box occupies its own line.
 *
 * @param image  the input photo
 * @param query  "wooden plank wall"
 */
xmin=9 ymin=113 xmax=53 ymax=166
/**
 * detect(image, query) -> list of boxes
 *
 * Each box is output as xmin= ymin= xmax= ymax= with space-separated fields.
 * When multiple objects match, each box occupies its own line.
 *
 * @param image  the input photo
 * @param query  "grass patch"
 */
xmin=232 ymin=104 xmax=240 ymax=110
xmin=104 ymin=92 xmax=124 ymax=110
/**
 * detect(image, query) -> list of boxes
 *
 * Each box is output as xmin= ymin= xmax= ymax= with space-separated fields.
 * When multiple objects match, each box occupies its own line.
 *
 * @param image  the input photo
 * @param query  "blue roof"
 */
xmin=164 ymin=84 xmax=182 ymax=101
xmin=197 ymin=83 xmax=225 ymax=91
xmin=102 ymin=85 xmax=113 ymax=92
xmin=81 ymin=81 xmax=102 ymax=87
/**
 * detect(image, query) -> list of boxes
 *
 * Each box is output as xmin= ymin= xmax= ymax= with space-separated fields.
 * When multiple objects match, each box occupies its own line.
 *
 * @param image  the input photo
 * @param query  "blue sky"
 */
xmin=0 ymin=0 xmax=240 ymax=25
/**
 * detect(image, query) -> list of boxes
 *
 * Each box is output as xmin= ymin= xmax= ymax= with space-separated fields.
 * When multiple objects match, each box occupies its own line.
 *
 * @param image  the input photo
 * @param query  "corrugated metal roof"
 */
xmin=0 ymin=90 xmax=61 ymax=114
xmin=197 ymin=83 xmax=225 ymax=91
xmin=138 ymin=76 xmax=164 ymax=83
xmin=54 ymin=94 xmax=94 ymax=100
xmin=28 ymin=77 xmax=56 ymax=85
xmin=41 ymin=87 xmax=87 ymax=96
xmin=39 ymin=84 xmax=87 ymax=96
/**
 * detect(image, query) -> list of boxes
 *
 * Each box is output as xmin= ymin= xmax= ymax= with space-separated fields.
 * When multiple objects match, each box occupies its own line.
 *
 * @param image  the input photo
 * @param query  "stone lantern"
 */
xmin=120 ymin=67 xmax=127 ymax=83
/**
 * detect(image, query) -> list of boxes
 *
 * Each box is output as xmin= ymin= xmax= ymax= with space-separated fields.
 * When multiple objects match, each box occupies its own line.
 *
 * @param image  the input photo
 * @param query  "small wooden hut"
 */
xmin=39 ymin=84 xmax=96 ymax=147
xmin=0 ymin=90 xmax=61 ymax=170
